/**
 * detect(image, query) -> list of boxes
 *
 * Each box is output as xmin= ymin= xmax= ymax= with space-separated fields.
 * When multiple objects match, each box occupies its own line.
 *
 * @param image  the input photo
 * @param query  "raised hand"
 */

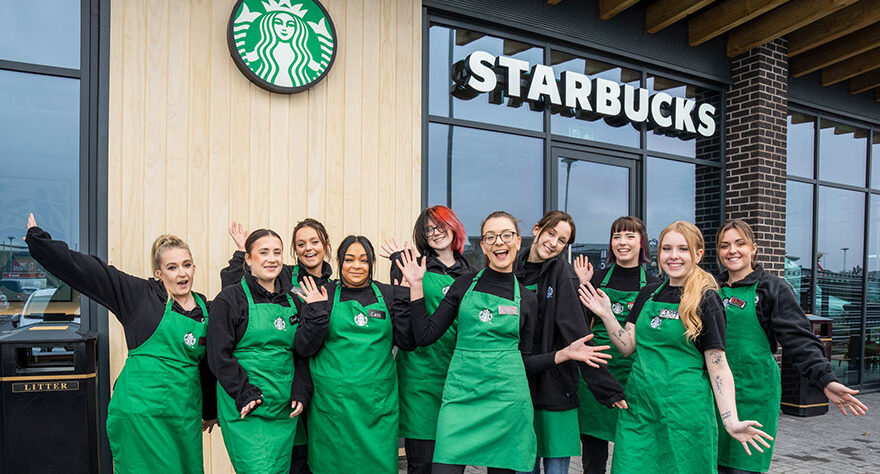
xmin=395 ymin=248 xmax=426 ymax=288
xmin=298 ymin=276 xmax=329 ymax=304
xmin=27 ymin=212 xmax=37 ymax=230
xmin=228 ymin=221 xmax=249 ymax=251
xmin=824 ymin=381 xmax=868 ymax=416
xmin=379 ymin=238 xmax=407 ymax=259
xmin=578 ymin=282 xmax=613 ymax=320
xmin=725 ymin=419 xmax=773 ymax=455
xmin=556 ymin=334 xmax=612 ymax=368
xmin=574 ymin=254 xmax=593 ymax=285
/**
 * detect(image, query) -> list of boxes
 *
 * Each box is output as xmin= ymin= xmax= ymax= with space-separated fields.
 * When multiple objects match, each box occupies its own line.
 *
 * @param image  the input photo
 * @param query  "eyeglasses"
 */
xmin=425 ymin=225 xmax=446 ymax=237
xmin=481 ymin=231 xmax=518 ymax=245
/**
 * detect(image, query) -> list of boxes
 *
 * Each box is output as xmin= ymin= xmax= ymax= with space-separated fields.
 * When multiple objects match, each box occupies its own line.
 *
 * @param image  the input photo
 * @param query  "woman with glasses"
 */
xmin=381 ymin=206 xmax=472 ymax=474
xmin=397 ymin=211 xmax=611 ymax=474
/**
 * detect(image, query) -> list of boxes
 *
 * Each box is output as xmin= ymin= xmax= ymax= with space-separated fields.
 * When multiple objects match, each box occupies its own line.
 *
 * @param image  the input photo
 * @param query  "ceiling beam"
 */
xmin=849 ymin=70 xmax=880 ymax=95
xmin=788 ymin=0 xmax=880 ymax=57
xmin=600 ymin=0 xmax=640 ymax=20
xmin=791 ymin=23 xmax=880 ymax=77
xmin=727 ymin=0 xmax=857 ymax=57
xmin=821 ymin=47 xmax=880 ymax=86
xmin=646 ymin=0 xmax=715 ymax=34
xmin=689 ymin=0 xmax=788 ymax=46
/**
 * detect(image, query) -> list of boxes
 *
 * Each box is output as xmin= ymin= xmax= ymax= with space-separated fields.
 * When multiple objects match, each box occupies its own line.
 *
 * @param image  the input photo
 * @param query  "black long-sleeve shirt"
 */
xmin=718 ymin=265 xmax=837 ymax=388
xmin=25 ymin=226 xmax=217 ymax=419
xmin=410 ymin=267 xmax=554 ymax=373
xmin=627 ymin=281 xmax=726 ymax=353
xmin=208 ymin=272 xmax=326 ymax=412
xmin=295 ymin=280 xmax=415 ymax=358
xmin=219 ymin=250 xmax=334 ymax=289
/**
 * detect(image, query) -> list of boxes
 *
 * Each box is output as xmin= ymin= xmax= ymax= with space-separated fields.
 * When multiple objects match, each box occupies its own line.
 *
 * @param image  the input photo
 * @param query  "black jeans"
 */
xmin=580 ymin=434 xmax=609 ymax=474
xmin=289 ymin=444 xmax=311 ymax=474
xmin=432 ymin=463 xmax=513 ymax=474
xmin=405 ymin=438 xmax=436 ymax=474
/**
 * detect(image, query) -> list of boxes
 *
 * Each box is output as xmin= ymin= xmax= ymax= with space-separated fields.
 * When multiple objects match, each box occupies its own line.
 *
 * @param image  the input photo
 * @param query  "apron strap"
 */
xmin=600 ymin=263 xmax=615 ymax=289
xmin=639 ymin=265 xmax=647 ymax=288
xmin=240 ymin=277 xmax=255 ymax=307
xmin=649 ymin=279 xmax=669 ymax=301
xmin=291 ymin=265 xmax=301 ymax=289
xmin=193 ymin=293 xmax=209 ymax=322
xmin=370 ymin=282 xmax=386 ymax=308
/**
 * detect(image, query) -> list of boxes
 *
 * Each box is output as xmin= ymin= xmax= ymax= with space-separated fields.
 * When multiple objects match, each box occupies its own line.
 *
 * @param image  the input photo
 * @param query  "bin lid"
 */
xmin=0 ymin=322 xmax=96 ymax=344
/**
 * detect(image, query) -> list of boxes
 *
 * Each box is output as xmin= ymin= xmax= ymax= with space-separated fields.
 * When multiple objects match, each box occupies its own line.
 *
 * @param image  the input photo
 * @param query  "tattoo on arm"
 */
xmin=720 ymin=411 xmax=732 ymax=422
xmin=614 ymin=328 xmax=627 ymax=347
xmin=714 ymin=375 xmax=723 ymax=393
xmin=711 ymin=351 xmax=723 ymax=365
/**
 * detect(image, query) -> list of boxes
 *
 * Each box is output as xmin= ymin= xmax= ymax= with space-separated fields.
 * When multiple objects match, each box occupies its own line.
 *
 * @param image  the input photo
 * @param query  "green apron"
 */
xmin=578 ymin=264 xmax=644 ymax=441
xmin=397 ymin=270 xmax=456 ymax=439
xmin=717 ymin=282 xmax=780 ymax=472
xmin=523 ymin=281 xmax=580 ymax=458
xmin=308 ymin=283 xmax=399 ymax=474
xmin=217 ymin=279 xmax=299 ymax=474
xmin=106 ymin=294 xmax=209 ymax=474
xmin=433 ymin=269 xmax=536 ymax=471
xmin=289 ymin=265 xmax=308 ymax=447
xmin=612 ymin=281 xmax=717 ymax=474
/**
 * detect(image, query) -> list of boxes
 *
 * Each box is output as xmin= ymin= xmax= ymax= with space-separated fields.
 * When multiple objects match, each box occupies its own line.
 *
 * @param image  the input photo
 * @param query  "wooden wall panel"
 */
xmin=108 ymin=1 xmax=422 ymax=471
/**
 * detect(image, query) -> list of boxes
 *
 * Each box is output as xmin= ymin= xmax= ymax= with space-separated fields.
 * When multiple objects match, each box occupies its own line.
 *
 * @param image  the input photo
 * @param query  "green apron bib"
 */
xmin=522 ymin=279 xmax=580 ymax=458
xmin=612 ymin=281 xmax=717 ymax=474
xmin=106 ymin=294 xmax=208 ymax=474
xmin=578 ymin=264 xmax=644 ymax=440
xmin=217 ymin=279 xmax=299 ymax=474
xmin=397 ymin=270 xmax=457 ymax=440
xmin=717 ymin=282 xmax=780 ymax=472
xmin=289 ymin=265 xmax=308 ymax=447
xmin=308 ymin=283 xmax=399 ymax=474
xmin=433 ymin=269 xmax=536 ymax=471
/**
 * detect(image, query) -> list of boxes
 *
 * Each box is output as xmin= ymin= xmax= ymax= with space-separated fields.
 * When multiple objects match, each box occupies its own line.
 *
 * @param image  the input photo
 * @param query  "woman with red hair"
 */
xmin=382 ymin=205 xmax=471 ymax=474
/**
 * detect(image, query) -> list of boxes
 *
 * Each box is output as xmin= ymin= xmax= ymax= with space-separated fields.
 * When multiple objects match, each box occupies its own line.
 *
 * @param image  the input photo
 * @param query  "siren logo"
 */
xmin=228 ymin=0 xmax=337 ymax=93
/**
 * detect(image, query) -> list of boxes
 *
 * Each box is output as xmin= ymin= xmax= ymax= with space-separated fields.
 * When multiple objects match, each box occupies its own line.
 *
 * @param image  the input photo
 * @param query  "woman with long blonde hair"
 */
xmin=579 ymin=221 xmax=773 ymax=473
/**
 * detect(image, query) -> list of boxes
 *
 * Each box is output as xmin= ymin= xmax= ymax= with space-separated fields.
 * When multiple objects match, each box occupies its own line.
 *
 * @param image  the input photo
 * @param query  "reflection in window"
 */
xmin=429 ymin=25 xmax=543 ymax=131
xmin=550 ymin=54 xmax=640 ymax=147
xmin=426 ymin=124 xmax=543 ymax=268
xmin=787 ymin=112 xmax=815 ymax=178
xmin=647 ymin=157 xmax=695 ymax=275
xmin=867 ymin=195 xmax=880 ymax=384
xmin=785 ymin=180 xmax=814 ymax=310
xmin=819 ymin=119 xmax=867 ymax=187
xmin=0 ymin=0 xmax=81 ymax=69
xmin=817 ymin=186 xmax=864 ymax=385
xmin=0 ymin=70 xmax=80 ymax=325
xmin=646 ymin=76 xmax=720 ymax=158
xmin=872 ymin=132 xmax=880 ymax=190
xmin=559 ymin=158 xmax=629 ymax=268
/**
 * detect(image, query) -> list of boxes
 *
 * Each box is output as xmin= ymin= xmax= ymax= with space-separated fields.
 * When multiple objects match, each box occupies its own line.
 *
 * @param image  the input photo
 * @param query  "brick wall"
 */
xmin=725 ymin=38 xmax=788 ymax=276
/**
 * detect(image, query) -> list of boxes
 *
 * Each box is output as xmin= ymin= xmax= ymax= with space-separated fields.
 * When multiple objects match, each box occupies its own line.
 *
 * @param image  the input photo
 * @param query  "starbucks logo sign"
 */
xmin=228 ymin=0 xmax=337 ymax=93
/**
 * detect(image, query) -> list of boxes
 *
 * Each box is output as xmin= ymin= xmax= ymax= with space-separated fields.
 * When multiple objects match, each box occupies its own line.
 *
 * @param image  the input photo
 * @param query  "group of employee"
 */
xmin=22 ymin=206 xmax=868 ymax=474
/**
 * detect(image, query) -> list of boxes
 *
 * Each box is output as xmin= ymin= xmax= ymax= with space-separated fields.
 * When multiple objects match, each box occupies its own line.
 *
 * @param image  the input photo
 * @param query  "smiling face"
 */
xmin=244 ymin=235 xmax=284 ymax=282
xmin=155 ymin=247 xmax=195 ymax=298
xmin=424 ymin=217 xmax=453 ymax=253
xmin=659 ymin=231 xmax=702 ymax=286
xmin=531 ymin=221 xmax=571 ymax=261
xmin=272 ymin=13 xmax=296 ymax=41
xmin=294 ymin=226 xmax=327 ymax=272
xmin=480 ymin=216 xmax=521 ymax=272
xmin=612 ymin=230 xmax=641 ymax=267
xmin=341 ymin=242 xmax=370 ymax=288
xmin=718 ymin=227 xmax=756 ymax=275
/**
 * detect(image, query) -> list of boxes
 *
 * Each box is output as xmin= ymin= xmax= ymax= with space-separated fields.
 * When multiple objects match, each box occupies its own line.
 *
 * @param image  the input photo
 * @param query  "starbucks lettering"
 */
xmin=455 ymin=50 xmax=717 ymax=138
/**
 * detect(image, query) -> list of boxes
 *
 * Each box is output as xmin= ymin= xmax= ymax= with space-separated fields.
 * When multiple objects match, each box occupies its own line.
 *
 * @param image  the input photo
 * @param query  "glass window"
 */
xmin=646 ymin=157 xmax=695 ymax=274
xmin=819 ymin=119 xmax=867 ymax=187
xmin=866 ymin=195 xmax=880 ymax=384
xmin=787 ymin=112 xmax=815 ymax=178
xmin=646 ymin=75 xmax=720 ymax=158
xmin=785 ymin=180 xmax=814 ymax=310
xmin=429 ymin=25 xmax=543 ymax=131
xmin=872 ymin=132 xmax=880 ymax=190
xmin=0 ymin=70 xmax=80 ymax=324
xmin=0 ymin=0 xmax=81 ymax=69
xmin=558 ymin=157 xmax=630 ymax=267
xmin=427 ymin=124 xmax=543 ymax=268
xmin=817 ymin=186 xmax=864 ymax=385
xmin=550 ymin=54 xmax=640 ymax=147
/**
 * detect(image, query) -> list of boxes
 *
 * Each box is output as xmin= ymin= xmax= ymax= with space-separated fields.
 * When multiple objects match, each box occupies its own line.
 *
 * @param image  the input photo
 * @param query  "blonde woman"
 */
xmin=579 ymin=221 xmax=772 ymax=473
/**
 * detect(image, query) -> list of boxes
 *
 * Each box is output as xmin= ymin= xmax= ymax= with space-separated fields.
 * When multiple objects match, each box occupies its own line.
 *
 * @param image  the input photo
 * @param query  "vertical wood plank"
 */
xmin=323 ymin=0 xmax=346 ymax=244
xmin=188 ymin=0 xmax=211 ymax=293
xmin=361 ymin=0 xmax=380 ymax=260
xmin=166 ymin=0 xmax=191 ymax=242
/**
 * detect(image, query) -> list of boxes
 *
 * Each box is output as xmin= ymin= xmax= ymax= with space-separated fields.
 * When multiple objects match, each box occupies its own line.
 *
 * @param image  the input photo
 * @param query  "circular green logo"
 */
xmin=227 ymin=0 xmax=337 ymax=93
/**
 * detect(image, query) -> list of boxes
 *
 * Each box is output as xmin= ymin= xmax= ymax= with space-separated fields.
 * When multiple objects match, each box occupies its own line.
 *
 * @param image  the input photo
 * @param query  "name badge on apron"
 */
xmin=368 ymin=309 xmax=386 ymax=319
xmin=498 ymin=305 xmax=518 ymax=315
xmin=722 ymin=296 xmax=747 ymax=309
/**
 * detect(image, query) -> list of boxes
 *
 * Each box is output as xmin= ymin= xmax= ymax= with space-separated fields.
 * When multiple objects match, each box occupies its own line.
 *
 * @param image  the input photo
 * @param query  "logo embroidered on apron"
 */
xmin=478 ymin=309 xmax=493 ymax=323
xmin=354 ymin=312 xmax=368 ymax=326
xmin=184 ymin=332 xmax=196 ymax=347
xmin=612 ymin=302 xmax=625 ymax=315
xmin=274 ymin=316 xmax=286 ymax=330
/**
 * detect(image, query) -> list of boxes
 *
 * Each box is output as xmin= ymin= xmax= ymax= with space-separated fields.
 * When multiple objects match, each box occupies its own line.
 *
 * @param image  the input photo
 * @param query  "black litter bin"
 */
xmin=0 ymin=322 xmax=98 ymax=473
xmin=780 ymin=315 xmax=832 ymax=417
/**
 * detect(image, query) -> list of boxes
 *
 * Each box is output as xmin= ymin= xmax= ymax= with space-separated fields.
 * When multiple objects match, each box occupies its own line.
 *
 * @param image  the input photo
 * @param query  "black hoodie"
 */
xmin=515 ymin=249 xmax=625 ymax=410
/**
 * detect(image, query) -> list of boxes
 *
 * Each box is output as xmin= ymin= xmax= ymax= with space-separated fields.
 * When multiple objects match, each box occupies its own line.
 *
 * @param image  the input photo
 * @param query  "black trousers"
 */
xmin=580 ymin=434 xmax=609 ymax=474
xmin=717 ymin=466 xmax=762 ymax=474
xmin=405 ymin=438 xmax=436 ymax=474
xmin=290 ymin=444 xmax=311 ymax=474
xmin=432 ymin=463 xmax=513 ymax=474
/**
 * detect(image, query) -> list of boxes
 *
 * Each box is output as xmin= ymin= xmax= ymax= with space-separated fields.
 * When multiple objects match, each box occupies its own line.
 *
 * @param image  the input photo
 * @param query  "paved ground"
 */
xmin=398 ymin=391 xmax=879 ymax=473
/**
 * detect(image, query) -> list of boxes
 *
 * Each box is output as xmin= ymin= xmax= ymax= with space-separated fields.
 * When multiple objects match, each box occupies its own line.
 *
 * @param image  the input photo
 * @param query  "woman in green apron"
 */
xmin=220 ymin=219 xmax=334 ymax=474
xmin=295 ymin=235 xmax=416 ymax=474
xmin=573 ymin=216 xmax=659 ymax=474
xmin=515 ymin=211 xmax=626 ymax=474
xmin=714 ymin=219 xmax=867 ymax=474
xmin=381 ymin=206 xmax=472 ymax=474
xmin=24 ymin=213 xmax=217 ymax=474
xmin=579 ymin=221 xmax=773 ymax=473
xmin=210 ymin=229 xmax=327 ymax=474
xmin=397 ymin=211 xmax=613 ymax=474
